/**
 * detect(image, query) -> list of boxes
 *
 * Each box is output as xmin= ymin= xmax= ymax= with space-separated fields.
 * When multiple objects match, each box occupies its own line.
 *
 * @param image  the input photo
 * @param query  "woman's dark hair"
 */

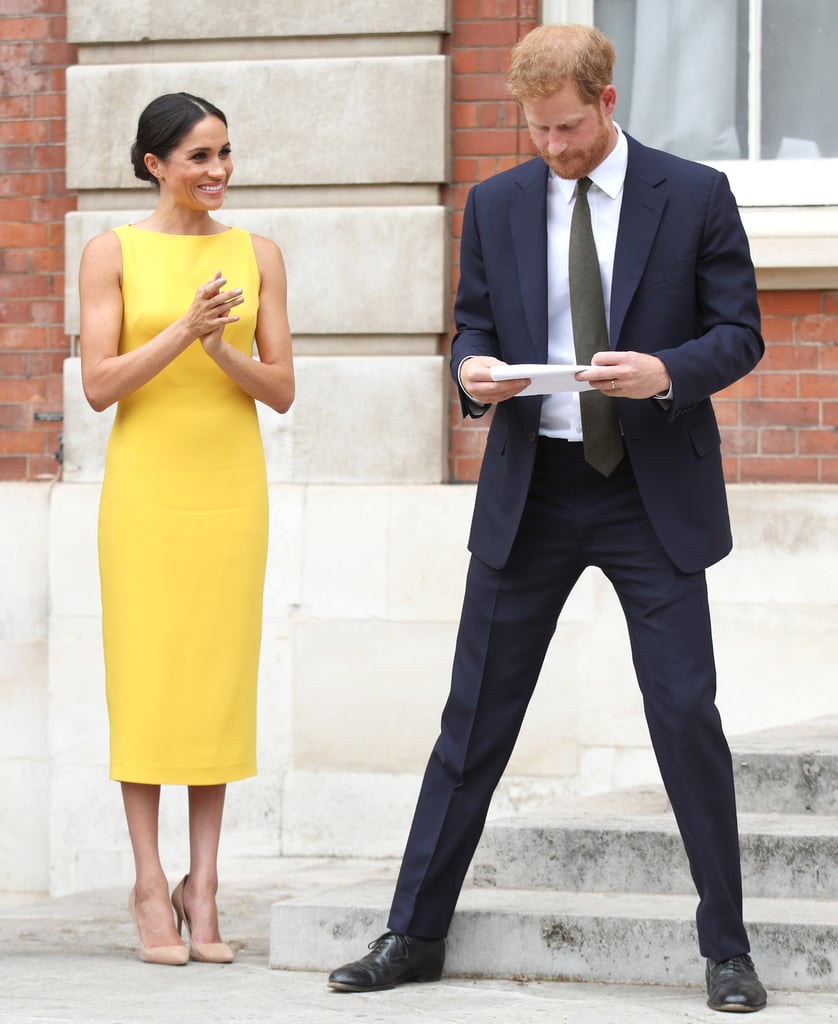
xmin=130 ymin=92 xmax=228 ymax=187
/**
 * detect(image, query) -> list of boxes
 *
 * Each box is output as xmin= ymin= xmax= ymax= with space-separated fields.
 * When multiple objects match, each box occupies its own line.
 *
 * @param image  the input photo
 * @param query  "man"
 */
xmin=328 ymin=24 xmax=767 ymax=1014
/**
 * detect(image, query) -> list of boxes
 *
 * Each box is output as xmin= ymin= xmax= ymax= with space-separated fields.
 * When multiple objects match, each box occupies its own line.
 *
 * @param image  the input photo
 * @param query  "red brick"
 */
xmin=0 ymin=196 xmax=32 ymax=220
xmin=455 ymin=0 xmax=480 ymax=18
xmin=799 ymin=372 xmax=838 ymax=399
xmin=0 ymin=0 xmax=35 ymax=16
xmin=28 ymin=454 xmax=62 ymax=480
xmin=28 ymin=351 xmax=67 ymax=375
xmin=741 ymin=400 xmax=819 ymax=428
xmin=820 ymin=457 xmax=838 ymax=483
xmin=453 ymin=49 xmax=480 ymax=74
xmin=33 ymin=143 xmax=65 ymax=169
xmin=0 ymin=457 xmax=27 ymax=480
xmin=800 ymin=428 xmax=838 ymax=455
xmin=0 ymin=95 xmax=30 ymax=118
xmin=456 ymin=128 xmax=519 ymax=155
xmin=759 ymin=429 xmax=797 ymax=455
xmin=452 ymin=103 xmax=479 ymax=128
xmin=0 ymin=352 xmax=28 ymax=375
xmin=823 ymin=403 xmax=838 ymax=427
xmin=0 ymin=43 xmax=33 ymax=69
xmin=739 ymin=456 xmax=820 ymax=483
xmin=0 ymin=67 xmax=49 ymax=96
xmin=0 ymin=378 xmax=48 ymax=403
xmin=824 ymin=292 xmax=838 ymax=315
xmin=720 ymin=427 xmax=758 ymax=455
xmin=0 ymin=430 xmax=45 ymax=455
xmin=760 ymin=316 xmax=794 ymax=343
xmin=759 ymin=373 xmax=798 ymax=399
xmin=0 ymin=300 xmax=32 ymax=323
xmin=30 ymin=193 xmax=74 ymax=221
xmin=0 ymin=171 xmax=49 ymax=197
xmin=712 ymin=399 xmax=739 ymax=427
xmin=31 ymin=247 xmax=64 ymax=272
xmin=759 ymin=290 xmax=822 ymax=316
xmin=1 ymin=325 xmax=47 ymax=349
xmin=451 ymin=455 xmax=483 ymax=481
xmin=456 ymin=76 xmax=510 ymax=102
xmin=0 ymin=274 xmax=47 ymax=299
xmin=32 ymin=92 xmax=63 ymax=117
xmin=761 ymin=342 xmax=819 ymax=371
xmin=2 ymin=221 xmax=49 ymax=247
xmin=1 ymin=18 xmax=51 ymax=41
xmin=0 ymin=250 xmax=32 ymax=273
xmin=797 ymin=315 xmax=838 ymax=344
xmin=0 ymin=145 xmax=36 ymax=173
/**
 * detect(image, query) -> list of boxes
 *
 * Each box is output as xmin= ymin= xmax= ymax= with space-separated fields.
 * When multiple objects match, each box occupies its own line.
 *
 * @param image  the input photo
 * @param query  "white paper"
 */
xmin=489 ymin=363 xmax=595 ymax=396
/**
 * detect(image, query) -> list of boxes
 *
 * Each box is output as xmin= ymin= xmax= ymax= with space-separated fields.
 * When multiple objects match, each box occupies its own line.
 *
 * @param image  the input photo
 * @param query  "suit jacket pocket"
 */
xmin=689 ymin=415 xmax=722 ymax=457
xmin=640 ymin=256 xmax=696 ymax=290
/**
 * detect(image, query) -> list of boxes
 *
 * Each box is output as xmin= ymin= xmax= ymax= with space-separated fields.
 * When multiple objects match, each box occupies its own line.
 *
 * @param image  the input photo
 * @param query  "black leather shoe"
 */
xmin=328 ymin=931 xmax=445 ymax=992
xmin=706 ymin=954 xmax=767 ymax=1012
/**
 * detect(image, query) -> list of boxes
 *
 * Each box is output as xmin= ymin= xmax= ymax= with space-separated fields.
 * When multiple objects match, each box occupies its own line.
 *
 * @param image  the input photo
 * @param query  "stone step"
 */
xmin=730 ymin=715 xmax=838 ymax=815
xmin=472 ymin=787 xmax=838 ymax=899
xmin=269 ymin=879 xmax=838 ymax=991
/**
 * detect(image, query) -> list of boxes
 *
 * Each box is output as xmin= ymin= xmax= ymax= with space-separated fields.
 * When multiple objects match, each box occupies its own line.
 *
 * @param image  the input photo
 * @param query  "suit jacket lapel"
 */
xmin=611 ymin=136 xmax=668 ymax=346
xmin=510 ymin=160 xmax=549 ymax=363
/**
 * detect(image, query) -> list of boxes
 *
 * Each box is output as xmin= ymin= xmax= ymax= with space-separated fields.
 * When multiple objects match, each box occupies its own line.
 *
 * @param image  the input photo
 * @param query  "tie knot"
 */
xmin=576 ymin=176 xmax=593 ymax=197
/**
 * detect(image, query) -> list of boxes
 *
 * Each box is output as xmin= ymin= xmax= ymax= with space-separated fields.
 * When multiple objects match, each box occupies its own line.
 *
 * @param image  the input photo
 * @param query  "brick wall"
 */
xmin=0 ymin=0 xmax=75 ymax=481
xmin=1 ymin=0 xmax=836 ymax=484
xmin=718 ymin=290 xmax=838 ymax=484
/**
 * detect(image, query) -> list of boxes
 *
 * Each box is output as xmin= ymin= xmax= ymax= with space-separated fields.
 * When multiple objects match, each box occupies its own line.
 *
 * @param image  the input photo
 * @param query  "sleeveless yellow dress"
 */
xmin=100 ymin=225 xmax=267 ymax=784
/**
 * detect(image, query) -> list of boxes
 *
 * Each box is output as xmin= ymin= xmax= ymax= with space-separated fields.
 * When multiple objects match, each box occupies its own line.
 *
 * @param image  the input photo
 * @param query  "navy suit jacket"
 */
xmin=451 ymin=134 xmax=764 ymax=575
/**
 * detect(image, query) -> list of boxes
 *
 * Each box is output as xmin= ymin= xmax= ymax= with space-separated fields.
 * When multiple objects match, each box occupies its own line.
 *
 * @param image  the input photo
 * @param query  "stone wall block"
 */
xmin=66 ymin=58 xmax=448 ymax=189
xmin=68 ymin=0 xmax=451 ymax=44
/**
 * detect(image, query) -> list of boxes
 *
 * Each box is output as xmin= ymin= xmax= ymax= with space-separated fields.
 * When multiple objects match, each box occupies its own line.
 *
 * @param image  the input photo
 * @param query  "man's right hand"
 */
xmin=460 ymin=356 xmax=531 ymax=405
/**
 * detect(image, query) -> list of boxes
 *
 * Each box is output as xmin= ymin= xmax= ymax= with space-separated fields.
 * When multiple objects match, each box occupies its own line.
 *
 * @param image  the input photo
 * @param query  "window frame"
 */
xmin=542 ymin=0 xmax=838 ymax=285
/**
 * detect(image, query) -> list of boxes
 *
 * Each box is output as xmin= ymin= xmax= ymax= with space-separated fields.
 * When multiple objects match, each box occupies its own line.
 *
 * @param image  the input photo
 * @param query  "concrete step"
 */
xmin=269 ymin=879 xmax=838 ymax=991
xmin=730 ymin=715 xmax=838 ymax=815
xmin=472 ymin=787 xmax=838 ymax=899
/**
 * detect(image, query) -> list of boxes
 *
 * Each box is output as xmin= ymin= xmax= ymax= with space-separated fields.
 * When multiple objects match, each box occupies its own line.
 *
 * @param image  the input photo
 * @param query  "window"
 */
xmin=545 ymin=0 xmax=838 ymax=206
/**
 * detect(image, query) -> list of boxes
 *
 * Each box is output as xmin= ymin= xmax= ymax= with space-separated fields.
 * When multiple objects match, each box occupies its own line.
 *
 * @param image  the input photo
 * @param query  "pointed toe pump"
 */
xmin=128 ymin=888 xmax=189 ymax=966
xmin=171 ymin=875 xmax=234 ymax=964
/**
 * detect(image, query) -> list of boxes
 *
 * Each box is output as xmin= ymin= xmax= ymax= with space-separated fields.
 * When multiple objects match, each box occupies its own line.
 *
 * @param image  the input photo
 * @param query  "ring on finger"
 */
xmin=611 ymin=379 xmax=616 ymax=391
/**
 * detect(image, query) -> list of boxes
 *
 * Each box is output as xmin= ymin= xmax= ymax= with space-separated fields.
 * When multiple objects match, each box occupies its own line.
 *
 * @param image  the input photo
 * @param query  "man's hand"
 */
xmin=460 ymin=356 xmax=531 ymax=404
xmin=575 ymin=351 xmax=670 ymax=399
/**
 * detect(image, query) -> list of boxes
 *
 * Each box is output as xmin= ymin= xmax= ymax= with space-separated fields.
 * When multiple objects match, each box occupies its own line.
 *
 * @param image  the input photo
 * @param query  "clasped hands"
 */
xmin=460 ymin=351 xmax=671 ymax=403
xmin=182 ymin=270 xmax=244 ymax=353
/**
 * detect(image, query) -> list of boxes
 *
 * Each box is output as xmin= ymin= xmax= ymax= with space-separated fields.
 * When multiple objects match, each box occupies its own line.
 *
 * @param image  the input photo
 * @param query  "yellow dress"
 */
xmin=99 ymin=226 xmax=267 ymax=784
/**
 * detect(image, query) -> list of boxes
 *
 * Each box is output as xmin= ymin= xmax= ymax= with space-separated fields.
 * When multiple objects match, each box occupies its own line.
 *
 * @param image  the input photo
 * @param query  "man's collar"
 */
xmin=552 ymin=123 xmax=628 ymax=202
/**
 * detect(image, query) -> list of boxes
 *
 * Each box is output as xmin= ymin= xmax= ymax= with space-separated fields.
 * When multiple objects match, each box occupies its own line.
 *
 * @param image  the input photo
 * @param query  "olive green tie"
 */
xmin=569 ymin=176 xmax=624 ymax=476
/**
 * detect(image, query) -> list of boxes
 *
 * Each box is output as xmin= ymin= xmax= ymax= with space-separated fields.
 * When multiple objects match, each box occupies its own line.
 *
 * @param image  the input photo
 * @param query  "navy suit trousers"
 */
xmin=387 ymin=437 xmax=749 ymax=961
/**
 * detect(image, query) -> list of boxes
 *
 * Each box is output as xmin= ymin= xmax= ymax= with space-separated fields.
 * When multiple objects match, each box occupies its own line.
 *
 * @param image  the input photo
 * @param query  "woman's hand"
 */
xmin=183 ymin=271 xmax=243 ymax=341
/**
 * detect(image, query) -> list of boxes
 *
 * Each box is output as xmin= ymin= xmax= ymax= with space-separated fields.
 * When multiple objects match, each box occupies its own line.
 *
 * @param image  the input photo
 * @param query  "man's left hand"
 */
xmin=575 ymin=351 xmax=670 ymax=399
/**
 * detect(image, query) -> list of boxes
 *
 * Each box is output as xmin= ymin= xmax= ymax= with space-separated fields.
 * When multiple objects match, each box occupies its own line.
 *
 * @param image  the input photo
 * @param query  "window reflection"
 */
xmin=595 ymin=0 xmax=837 ymax=162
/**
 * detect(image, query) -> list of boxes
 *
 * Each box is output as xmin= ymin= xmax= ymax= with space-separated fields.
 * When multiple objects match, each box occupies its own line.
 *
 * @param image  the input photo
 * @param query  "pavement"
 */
xmin=1 ymin=857 xmax=835 ymax=1024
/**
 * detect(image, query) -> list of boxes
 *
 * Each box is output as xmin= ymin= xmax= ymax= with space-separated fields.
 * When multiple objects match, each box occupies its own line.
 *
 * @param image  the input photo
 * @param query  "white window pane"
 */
xmin=595 ymin=0 xmax=749 ymax=161
xmin=762 ymin=0 xmax=838 ymax=159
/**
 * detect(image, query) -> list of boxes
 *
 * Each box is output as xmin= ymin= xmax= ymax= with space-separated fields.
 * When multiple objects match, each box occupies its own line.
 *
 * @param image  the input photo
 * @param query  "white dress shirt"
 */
xmin=540 ymin=125 xmax=628 ymax=438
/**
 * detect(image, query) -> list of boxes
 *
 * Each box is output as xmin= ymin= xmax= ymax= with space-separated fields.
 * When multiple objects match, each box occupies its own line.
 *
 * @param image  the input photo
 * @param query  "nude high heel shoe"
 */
xmin=128 ymin=887 xmax=189 ymax=966
xmin=171 ymin=875 xmax=234 ymax=964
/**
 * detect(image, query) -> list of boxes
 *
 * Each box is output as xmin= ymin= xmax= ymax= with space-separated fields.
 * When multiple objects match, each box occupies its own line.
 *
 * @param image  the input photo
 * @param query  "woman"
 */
xmin=79 ymin=93 xmax=294 ymax=966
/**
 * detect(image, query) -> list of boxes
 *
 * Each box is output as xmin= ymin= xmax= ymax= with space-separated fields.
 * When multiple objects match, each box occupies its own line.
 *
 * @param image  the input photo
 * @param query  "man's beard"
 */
xmin=538 ymin=113 xmax=614 ymax=180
